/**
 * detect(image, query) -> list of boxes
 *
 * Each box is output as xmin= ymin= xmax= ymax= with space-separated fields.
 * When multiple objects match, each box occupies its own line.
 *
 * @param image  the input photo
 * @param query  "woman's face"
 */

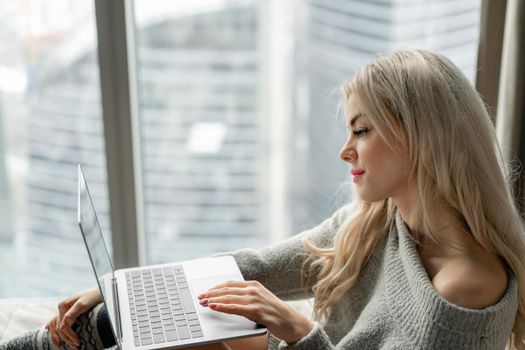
xmin=339 ymin=95 xmax=414 ymax=203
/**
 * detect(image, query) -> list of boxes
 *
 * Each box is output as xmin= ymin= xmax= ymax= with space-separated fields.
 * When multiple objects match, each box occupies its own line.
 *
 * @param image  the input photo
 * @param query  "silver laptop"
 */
xmin=77 ymin=165 xmax=267 ymax=349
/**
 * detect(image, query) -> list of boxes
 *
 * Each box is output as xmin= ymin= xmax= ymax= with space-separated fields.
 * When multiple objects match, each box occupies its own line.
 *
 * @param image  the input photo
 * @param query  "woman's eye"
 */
xmin=352 ymin=128 xmax=369 ymax=137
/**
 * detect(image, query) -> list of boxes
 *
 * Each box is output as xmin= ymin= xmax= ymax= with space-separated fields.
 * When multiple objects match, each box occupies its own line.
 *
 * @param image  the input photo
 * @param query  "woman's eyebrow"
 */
xmin=349 ymin=113 xmax=364 ymax=127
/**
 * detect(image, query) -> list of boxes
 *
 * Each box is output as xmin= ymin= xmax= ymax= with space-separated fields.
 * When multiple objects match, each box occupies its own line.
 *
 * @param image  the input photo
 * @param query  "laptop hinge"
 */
xmin=112 ymin=277 xmax=123 ymax=345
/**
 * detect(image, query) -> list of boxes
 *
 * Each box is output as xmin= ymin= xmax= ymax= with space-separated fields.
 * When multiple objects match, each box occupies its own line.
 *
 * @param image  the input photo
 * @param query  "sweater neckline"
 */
xmin=385 ymin=211 xmax=518 ymax=337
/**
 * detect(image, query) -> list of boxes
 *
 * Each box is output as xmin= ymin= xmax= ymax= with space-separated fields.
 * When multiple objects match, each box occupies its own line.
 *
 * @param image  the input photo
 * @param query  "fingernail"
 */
xmin=197 ymin=293 xmax=205 ymax=299
xmin=199 ymin=299 xmax=208 ymax=305
xmin=209 ymin=303 xmax=217 ymax=309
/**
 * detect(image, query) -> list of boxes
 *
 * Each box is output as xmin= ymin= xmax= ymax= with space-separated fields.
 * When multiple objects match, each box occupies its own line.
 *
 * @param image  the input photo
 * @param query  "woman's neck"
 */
xmin=393 ymin=195 xmax=475 ymax=256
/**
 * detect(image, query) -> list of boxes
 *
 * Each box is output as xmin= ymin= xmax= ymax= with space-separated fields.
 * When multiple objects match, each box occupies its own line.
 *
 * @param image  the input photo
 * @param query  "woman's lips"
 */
xmin=351 ymin=169 xmax=365 ymax=182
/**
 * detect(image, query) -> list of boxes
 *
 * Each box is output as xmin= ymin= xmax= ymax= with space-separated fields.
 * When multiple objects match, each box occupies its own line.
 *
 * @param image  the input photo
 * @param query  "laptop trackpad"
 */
xmin=190 ymin=274 xmax=255 ymax=328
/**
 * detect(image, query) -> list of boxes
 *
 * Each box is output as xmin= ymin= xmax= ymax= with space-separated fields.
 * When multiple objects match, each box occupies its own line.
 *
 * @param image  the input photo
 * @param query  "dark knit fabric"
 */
xmin=0 ymin=303 xmax=113 ymax=350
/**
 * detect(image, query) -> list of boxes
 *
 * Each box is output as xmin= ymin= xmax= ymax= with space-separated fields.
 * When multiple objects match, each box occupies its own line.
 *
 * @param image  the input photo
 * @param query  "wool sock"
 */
xmin=0 ymin=303 xmax=115 ymax=350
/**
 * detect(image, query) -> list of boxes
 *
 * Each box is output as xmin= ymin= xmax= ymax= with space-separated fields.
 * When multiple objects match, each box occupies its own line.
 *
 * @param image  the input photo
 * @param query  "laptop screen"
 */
xmin=77 ymin=165 xmax=119 ymax=339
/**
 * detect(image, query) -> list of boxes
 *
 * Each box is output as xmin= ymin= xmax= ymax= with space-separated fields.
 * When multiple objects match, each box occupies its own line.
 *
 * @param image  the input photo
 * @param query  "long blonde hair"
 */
xmin=305 ymin=49 xmax=525 ymax=349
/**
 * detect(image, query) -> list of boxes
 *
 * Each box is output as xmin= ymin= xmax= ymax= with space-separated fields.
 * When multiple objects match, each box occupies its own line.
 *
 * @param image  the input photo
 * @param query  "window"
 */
xmin=133 ymin=1 xmax=266 ymax=263
xmin=0 ymin=0 xmax=482 ymax=297
xmin=133 ymin=0 xmax=482 ymax=266
xmin=0 ymin=0 xmax=110 ymax=297
xmin=288 ymin=0 xmax=481 ymax=233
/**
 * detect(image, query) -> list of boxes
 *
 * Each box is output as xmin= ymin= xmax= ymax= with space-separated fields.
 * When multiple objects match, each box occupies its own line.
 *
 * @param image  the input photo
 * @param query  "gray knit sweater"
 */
xmin=227 ymin=205 xmax=518 ymax=349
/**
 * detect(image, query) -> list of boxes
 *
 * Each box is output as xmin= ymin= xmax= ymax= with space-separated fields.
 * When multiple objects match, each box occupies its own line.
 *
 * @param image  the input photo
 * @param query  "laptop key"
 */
xmin=153 ymin=333 xmax=165 ymax=344
xmin=191 ymin=331 xmax=204 ymax=338
xmin=173 ymin=309 xmax=184 ymax=316
xmin=190 ymin=325 xmax=202 ymax=332
xmin=139 ymin=330 xmax=152 ymax=338
xmin=141 ymin=337 xmax=153 ymax=346
xmin=176 ymin=319 xmax=187 ymax=326
xmin=177 ymin=325 xmax=191 ymax=340
xmin=165 ymin=330 xmax=178 ymax=342
xmin=186 ymin=312 xmax=198 ymax=321
xmin=179 ymin=288 xmax=196 ymax=313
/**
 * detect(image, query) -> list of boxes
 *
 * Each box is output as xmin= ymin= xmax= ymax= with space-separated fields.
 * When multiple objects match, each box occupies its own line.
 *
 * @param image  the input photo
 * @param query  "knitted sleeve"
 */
xmin=277 ymin=322 xmax=335 ymax=349
xmin=218 ymin=204 xmax=353 ymax=301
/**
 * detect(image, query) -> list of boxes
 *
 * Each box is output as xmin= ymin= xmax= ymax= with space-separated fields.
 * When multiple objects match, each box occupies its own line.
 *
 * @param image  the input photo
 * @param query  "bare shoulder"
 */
xmin=431 ymin=253 xmax=508 ymax=309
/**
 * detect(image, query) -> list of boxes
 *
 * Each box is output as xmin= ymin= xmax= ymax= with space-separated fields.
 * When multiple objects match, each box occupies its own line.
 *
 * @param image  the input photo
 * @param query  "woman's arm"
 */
xmin=198 ymin=280 xmax=336 ymax=350
xmin=201 ymin=205 xmax=352 ymax=348
xmin=223 ymin=204 xmax=352 ymax=300
xmin=45 ymin=287 xmax=102 ymax=348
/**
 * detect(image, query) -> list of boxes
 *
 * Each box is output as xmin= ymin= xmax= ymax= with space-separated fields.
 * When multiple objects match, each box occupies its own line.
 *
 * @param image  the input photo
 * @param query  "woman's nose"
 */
xmin=339 ymin=146 xmax=357 ymax=163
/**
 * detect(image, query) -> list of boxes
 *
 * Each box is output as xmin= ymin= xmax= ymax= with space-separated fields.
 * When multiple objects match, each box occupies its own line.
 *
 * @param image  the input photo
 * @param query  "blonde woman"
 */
xmin=2 ymin=48 xmax=523 ymax=350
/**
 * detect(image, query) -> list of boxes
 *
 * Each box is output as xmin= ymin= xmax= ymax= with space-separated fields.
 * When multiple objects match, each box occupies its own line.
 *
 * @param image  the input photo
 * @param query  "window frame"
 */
xmin=94 ymin=0 xmax=146 ymax=268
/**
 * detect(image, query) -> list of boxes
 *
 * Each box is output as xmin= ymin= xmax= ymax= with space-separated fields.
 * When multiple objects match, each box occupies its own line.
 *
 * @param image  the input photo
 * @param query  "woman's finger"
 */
xmin=59 ymin=300 xmax=89 ymax=336
xmin=45 ymin=317 xmax=62 ymax=347
xmin=204 ymin=280 xmax=250 ymax=292
xmin=198 ymin=287 xmax=252 ymax=299
xmin=55 ymin=312 xmax=78 ymax=348
xmin=57 ymin=322 xmax=78 ymax=348
xmin=208 ymin=303 xmax=261 ymax=322
xmin=55 ymin=303 xmax=75 ymax=347
xmin=200 ymin=294 xmax=252 ymax=307
xmin=55 ymin=299 xmax=71 ymax=334
xmin=59 ymin=311 xmax=80 ymax=347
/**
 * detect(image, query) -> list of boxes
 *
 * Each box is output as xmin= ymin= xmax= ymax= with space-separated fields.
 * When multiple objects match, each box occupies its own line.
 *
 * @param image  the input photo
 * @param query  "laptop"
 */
xmin=77 ymin=165 xmax=267 ymax=349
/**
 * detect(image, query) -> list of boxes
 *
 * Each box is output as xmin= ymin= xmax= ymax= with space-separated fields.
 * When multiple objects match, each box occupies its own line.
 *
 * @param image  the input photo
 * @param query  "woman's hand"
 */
xmin=198 ymin=280 xmax=313 ymax=345
xmin=45 ymin=287 xmax=102 ymax=348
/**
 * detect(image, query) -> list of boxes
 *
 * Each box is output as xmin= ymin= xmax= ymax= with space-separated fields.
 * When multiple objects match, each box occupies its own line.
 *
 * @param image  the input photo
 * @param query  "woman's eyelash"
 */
xmin=352 ymin=127 xmax=369 ymax=137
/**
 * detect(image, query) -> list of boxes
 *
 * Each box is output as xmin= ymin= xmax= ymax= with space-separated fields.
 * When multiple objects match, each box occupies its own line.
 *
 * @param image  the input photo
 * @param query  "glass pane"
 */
xmin=0 ymin=0 xmax=110 ymax=297
xmin=134 ymin=0 xmax=483 ymax=262
xmin=289 ymin=0 xmax=482 ymax=233
xmin=134 ymin=1 xmax=262 ymax=263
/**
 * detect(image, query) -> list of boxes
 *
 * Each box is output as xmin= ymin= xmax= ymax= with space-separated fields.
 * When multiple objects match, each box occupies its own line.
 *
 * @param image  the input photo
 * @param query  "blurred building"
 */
xmin=288 ymin=0 xmax=481 ymax=232
xmin=0 ymin=0 xmax=481 ymax=297
xmin=22 ymin=3 xmax=262 ymax=296
xmin=137 ymin=5 xmax=263 ymax=261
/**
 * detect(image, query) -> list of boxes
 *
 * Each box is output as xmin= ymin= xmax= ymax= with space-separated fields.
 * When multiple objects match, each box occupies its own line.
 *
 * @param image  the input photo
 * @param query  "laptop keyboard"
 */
xmin=126 ymin=265 xmax=203 ymax=347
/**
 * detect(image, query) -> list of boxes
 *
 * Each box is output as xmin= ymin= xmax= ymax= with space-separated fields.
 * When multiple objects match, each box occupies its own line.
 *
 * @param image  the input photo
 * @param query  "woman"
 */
xmin=2 ymin=48 xmax=524 ymax=350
